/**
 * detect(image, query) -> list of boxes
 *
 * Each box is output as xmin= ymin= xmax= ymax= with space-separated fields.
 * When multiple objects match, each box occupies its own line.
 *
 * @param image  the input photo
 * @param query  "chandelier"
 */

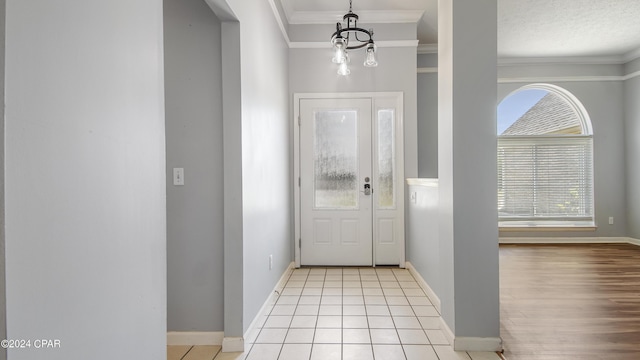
xmin=330 ymin=0 xmax=378 ymax=75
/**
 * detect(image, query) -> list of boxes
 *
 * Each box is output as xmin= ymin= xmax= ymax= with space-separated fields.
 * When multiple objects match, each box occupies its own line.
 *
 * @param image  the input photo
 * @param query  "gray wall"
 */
xmin=437 ymin=0 xmax=500 ymax=340
xmin=626 ymin=57 xmax=640 ymax=74
xmin=289 ymin=46 xmax=419 ymax=179
xmin=417 ymin=55 xmax=630 ymax=238
xmin=417 ymin=72 xmax=438 ymax=178
xmin=289 ymin=43 xmax=419 ymax=282
xmin=164 ymin=0 xmax=224 ymax=331
xmin=625 ymin=70 xmax=640 ymax=239
xmin=224 ymin=0 xmax=292 ymax=335
xmin=4 ymin=0 xmax=166 ymax=359
xmin=407 ymin=181 xmax=440 ymax=299
xmin=497 ymin=76 xmax=627 ymax=238
xmin=0 ymin=0 xmax=5 ymax=358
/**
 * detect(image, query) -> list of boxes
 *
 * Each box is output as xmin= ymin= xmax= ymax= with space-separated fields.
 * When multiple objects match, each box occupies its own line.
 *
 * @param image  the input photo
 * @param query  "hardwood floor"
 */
xmin=500 ymin=244 xmax=640 ymax=360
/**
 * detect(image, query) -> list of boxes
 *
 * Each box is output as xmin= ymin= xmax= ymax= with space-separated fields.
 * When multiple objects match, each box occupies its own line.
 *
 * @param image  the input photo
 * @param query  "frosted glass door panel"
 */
xmin=377 ymin=109 xmax=395 ymax=209
xmin=314 ymin=111 xmax=358 ymax=209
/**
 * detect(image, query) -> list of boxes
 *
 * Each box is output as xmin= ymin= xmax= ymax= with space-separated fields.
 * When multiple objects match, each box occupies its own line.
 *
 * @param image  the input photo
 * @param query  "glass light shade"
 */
xmin=363 ymin=44 xmax=378 ymax=67
xmin=332 ymin=37 xmax=347 ymax=64
xmin=337 ymin=61 xmax=351 ymax=76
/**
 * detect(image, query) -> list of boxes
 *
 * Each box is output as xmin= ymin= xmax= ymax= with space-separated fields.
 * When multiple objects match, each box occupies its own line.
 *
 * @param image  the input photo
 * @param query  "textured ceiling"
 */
xmin=282 ymin=0 xmax=431 ymax=12
xmin=279 ymin=0 xmax=640 ymax=59
xmin=498 ymin=0 xmax=640 ymax=58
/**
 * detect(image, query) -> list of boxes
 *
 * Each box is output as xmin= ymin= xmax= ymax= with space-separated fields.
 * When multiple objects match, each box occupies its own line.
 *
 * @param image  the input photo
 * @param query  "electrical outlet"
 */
xmin=609 ymin=217 xmax=614 ymax=225
xmin=269 ymin=255 xmax=273 ymax=270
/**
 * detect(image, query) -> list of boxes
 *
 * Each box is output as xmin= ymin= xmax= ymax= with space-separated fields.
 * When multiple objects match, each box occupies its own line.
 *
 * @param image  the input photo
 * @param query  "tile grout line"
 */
xmin=361 ymin=268 xmax=376 ymax=360
xmin=279 ymin=268 xmax=304 ymax=360
xmin=254 ymin=268 xmax=299 ymax=360
xmin=179 ymin=345 xmax=194 ymax=360
xmin=243 ymin=267 xmax=455 ymax=360
xmin=385 ymin=269 xmax=411 ymax=360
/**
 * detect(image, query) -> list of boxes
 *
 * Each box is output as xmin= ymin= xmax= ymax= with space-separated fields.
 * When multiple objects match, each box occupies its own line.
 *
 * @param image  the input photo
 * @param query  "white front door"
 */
xmin=296 ymin=94 xmax=405 ymax=267
xmin=300 ymin=98 xmax=373 ymax=266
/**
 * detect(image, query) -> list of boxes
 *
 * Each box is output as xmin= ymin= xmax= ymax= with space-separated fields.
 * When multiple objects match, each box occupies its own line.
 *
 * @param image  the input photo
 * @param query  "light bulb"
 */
xmin=364 ymin=43 xmax=378 ymax=67
xmin=337 ymin=61 xmax=350 ymax=76
xmin=332 ymin=37 xmax=347 ymax=64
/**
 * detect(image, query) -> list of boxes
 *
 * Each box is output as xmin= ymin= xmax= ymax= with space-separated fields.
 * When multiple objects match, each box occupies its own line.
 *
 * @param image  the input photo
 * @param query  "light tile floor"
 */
xmin=168 ymin=267 xmax=503 ymax=360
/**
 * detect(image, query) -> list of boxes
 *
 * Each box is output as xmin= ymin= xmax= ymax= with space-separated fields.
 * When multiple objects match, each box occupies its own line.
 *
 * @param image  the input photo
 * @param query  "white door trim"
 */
xmin=293 ymin=92 xmax=405 ymax=268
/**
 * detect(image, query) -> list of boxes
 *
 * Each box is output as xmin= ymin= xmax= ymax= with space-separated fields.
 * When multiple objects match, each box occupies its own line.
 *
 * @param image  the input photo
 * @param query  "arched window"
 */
xmin=498 ymin=84 xmax=594 ymax=226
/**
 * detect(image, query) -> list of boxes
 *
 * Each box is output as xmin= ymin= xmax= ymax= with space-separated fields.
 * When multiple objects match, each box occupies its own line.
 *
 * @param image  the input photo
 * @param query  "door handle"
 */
xmin=363 ymin=183 xmax=371 ymax=196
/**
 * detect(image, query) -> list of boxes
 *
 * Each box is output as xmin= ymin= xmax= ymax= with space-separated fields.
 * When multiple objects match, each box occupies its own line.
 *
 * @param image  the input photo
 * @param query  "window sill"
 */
xmin=499 ymin=221 xmax=597 ymax=232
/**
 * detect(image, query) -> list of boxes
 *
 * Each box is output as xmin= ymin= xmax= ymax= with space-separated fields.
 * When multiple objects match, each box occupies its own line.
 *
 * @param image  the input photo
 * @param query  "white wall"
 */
xmin=625 ymin=62 xmax=640 ymax=239
xmin=4 ymin=1 xmax=166 ymax=359
xmin=164 ymin=0 xmax=224 ymax=331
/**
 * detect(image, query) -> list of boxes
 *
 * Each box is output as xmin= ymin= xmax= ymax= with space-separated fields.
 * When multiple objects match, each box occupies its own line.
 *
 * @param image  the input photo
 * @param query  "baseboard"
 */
xmin=167 ymin=331 xmax=224 ymax=346
xmin=627 ymin=237 xmax=640 ymax=246
xmin=499 ymin=236 xmax=635 ymax=245
xmin=405 ymin=261 xmax=441 ymax=313
xmin=243 ymin=261 xmax=295 ymax=335
xmin=234 ymin=261 xmax=295 ymax=353
xmin=222 ymin=337 xmax=244 ymax=352
xmin=168 ymin=263 xmax=294 ymax=352
xmin=454 ymin=337 xmax=503 ymax=352
xmin=439 ymin=317 xmax=455 ymax=346
xmin=439 ymin=314 xmax=503 ymax=352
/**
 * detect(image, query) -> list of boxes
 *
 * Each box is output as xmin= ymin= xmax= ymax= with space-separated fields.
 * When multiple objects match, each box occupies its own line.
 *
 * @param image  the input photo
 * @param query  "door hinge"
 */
xmin=298 ymin=116 xmax=301 ymax=126
xmin=299 ymin=238 xmax=301 ymax=249
xmin=298 ymin=177 xmax=301 ymax=187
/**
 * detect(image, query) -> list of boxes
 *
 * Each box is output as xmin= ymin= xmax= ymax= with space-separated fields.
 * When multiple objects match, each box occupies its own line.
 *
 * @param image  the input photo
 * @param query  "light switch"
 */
xmin=410 ymin=192 xmax=417 ymax=203
xmin=173 ymin=168 xmax=184 ymax=186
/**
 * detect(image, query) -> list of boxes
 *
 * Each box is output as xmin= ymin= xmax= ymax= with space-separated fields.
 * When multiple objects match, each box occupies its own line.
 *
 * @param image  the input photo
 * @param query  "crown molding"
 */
xmin=497 ymin=55 xmax=627 ymax=66
xmin=416 ymin=68 xmax=640 ymax=82
xmin=278 ymin=0 xmax=295 ymax=23
xmin=289 ymin=9 xmax=424 ymax=25
xmin=497 ymin=75 xmax=625 ymax=83
xmin=624 ymin=70 xmax=640 ymax=80
xmin=497 ymin=72 xmax=640 ymax=82
xmin=417 ymin=44 xmax=437 ymax=54
xmin=377 ymin=40 xmax=419 ymax=48
xmin=290 ymin=40 xmax=418 ymax=49
xmin=417 ymin=67 xmax=437 ymax=74
xmin=623 ymin=47 xmax=640 ymax=63
xmin=417 ymin=49 xmax=640 ymax=66
xmin=267 ymin=0 xmax=291 ymax=46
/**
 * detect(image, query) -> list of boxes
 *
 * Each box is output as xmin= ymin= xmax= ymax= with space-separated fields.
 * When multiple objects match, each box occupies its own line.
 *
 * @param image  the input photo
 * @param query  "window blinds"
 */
xmin=498 ymin=136 xmax=593 ymax=221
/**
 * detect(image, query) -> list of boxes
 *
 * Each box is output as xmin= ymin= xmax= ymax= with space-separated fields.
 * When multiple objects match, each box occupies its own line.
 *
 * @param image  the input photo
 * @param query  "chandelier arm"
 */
xmin=354 ymin=30 xmax=368 ymax=43
xmin=345 ymin=42 xmax=369 ymax=50
xmin=333 ymin=27 xmax=373 ymax=49
xmin=332 ymin=28 xmax=372 ymax=40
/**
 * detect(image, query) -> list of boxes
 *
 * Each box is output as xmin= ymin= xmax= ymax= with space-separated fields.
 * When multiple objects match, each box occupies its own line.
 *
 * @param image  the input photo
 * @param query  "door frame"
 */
xmin=293 ymin=92 xmax=405 ymax=268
